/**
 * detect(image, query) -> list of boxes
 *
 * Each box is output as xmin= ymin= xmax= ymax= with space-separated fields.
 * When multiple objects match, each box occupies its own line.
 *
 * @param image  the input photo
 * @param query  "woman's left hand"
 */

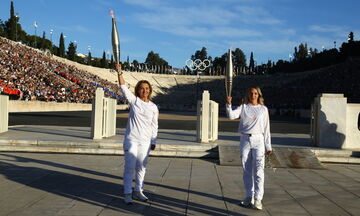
xmin=151 ymin=144 xmax=156 ymax=150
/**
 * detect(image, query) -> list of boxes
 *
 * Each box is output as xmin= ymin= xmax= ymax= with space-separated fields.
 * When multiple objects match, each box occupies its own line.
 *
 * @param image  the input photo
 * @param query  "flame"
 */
xmin=109 ymin=9 xmax=114 ymax=18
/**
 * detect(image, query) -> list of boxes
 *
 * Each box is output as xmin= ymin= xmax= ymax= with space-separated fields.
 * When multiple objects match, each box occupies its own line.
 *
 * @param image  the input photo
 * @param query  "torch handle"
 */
xmin=116 ymin=63 xmax=124 ymax=85
xmin=115 ymin=63 xmax=122 ymax=73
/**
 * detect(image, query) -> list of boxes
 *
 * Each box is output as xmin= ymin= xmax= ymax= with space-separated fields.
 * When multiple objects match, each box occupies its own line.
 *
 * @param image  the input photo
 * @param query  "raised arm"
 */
xmin=116 ymin=64 xmax=125 ymax=85
xmin=225 ymin=96 xmax=242 ymax=120
xmin=117 ymin=64 xmax=136 ymax=104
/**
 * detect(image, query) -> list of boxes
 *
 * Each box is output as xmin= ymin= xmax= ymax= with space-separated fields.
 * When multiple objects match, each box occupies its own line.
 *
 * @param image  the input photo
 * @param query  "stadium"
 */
xmin=1 ymin=0 xmax=360 ymax=215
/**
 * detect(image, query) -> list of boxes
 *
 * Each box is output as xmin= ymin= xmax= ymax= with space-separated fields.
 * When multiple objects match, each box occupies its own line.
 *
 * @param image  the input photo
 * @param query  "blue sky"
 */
xmin=1 ymin=0 xmax=359 ymax=68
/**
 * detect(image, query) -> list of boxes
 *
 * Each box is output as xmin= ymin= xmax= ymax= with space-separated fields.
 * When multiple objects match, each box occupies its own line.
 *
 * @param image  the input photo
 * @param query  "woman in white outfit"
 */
xmin=117 ymin=66 xmax=159 ymax=205
xmin=225 ymin=87 xmax=272 ymax=210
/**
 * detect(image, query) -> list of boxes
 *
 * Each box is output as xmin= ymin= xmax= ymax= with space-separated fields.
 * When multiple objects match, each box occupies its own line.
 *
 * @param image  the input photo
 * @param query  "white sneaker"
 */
xmin=253 ymin=199 xmax=263 ymax=210
xmin=124 ymin=193 xmax=133 ymax=205
xmin=134 ymin=191 xmax=149 ymax=202
xmin=239 ymin=197 xmax=254 ymax=207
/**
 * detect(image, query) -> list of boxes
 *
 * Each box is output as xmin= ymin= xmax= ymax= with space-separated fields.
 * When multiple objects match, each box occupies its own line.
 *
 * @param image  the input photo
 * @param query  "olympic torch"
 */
xmin=110 ymin=9 xmax=121 ymax=72
xmin=225 ymin=49 xmax=233 ymax=97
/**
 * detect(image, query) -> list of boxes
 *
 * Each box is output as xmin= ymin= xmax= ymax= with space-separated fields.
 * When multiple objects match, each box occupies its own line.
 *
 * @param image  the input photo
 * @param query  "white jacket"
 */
xmin=120 ymin=85 xmax=158 ymax=147
xmin=226 ymin=103 xmax=271 ymax=151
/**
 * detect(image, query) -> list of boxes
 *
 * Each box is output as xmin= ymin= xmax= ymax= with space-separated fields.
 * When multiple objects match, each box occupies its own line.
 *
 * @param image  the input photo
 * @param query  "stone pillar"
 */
xmin=102 ymin=97 xmax=108 ymax=137
xmin=91 ymin=88 xmax=104 ymax=139
xmin=91 ymin=88 xmax=117 ymax=139
xmin=209 ymin=100 xmax=218 ymax=141
xmin=313 ymin=94 xmax=347 ymax=148
xmin=197 ymin=91 xmax=218 ymax=143
xmin=0 ymin=95 xmax=9 ymax=133
xmin=345 ymin=104 xmax=360 ymax=149
xmin=197 ymin=91 xmax=210 ymax=143
xmin=103 ymin=97 xmax=116 ymax=137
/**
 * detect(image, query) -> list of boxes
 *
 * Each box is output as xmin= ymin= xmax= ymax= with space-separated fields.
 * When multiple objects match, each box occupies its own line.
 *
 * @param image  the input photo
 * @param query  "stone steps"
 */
xmin=0 ymin=139 xmax=218 ymax=158
xmin=2 ymin=139 xmax=359 ymax=164
xmin=219 ymin=145 xmax=324 ymax=168
xmin=219 ymin=145 xmax=360 ymax=167
xmin=312 ymin=149 xmax=360 ymax=164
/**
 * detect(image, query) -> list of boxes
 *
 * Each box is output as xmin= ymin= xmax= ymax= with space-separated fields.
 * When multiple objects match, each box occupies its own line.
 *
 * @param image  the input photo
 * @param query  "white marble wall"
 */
xmin=314 ymin=93 xmax=359 ymax=149
xmin=0 ymin=95 xmax=8 ymax=133
xmin=345 ymin=104 xmax=360 ymax=149
xmin=196 ymin=91 xmax=218 ymax=143
xmin=91 ymin=88 xmax=117 ymax=139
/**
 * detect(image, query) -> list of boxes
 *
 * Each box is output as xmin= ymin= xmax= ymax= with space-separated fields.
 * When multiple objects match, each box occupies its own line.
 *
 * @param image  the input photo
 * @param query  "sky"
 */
xmin=1 ymin=0 xmax=359 ymax=68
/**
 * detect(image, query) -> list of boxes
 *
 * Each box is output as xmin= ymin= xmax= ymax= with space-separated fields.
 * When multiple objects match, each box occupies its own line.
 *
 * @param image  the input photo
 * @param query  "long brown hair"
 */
xmin=135 ymin=80 xmax=153 ymax=99
xmin=243 ymin=87 xmax=264 ymax=105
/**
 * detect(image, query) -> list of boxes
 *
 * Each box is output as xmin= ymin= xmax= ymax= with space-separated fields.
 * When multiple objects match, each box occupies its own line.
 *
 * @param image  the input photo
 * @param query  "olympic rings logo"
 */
xmin=185 ymin=59 xmax=211 ymax=71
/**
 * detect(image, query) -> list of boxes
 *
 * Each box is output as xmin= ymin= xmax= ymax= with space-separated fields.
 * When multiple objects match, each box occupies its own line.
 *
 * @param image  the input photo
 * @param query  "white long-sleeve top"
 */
xmin=226 ymin=103 xmax=271 ymax=151
xmin=120 ymin=85 xmax=159 ymax=146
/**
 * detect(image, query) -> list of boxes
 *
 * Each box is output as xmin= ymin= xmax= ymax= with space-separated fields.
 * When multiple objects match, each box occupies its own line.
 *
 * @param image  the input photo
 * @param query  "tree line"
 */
xmin=1 ymin=1 xmax=360 ymax=74
xmin=187 ymin=32 xmax=360 ymax=76
xmin=269 ymin=34 xmax=360 ymax=74
xmin=0 ymin=1 xmax=171 ymax=70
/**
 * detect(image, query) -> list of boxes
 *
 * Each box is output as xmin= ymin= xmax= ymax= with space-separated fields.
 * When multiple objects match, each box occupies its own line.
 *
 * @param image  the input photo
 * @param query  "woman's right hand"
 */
xmin=225 ymin=96 xmax=232 ymax=105
xmin=116 ymin=64 xmax=125 ymax=85
xmin=115 ymin=64 xmax=121 ymax=72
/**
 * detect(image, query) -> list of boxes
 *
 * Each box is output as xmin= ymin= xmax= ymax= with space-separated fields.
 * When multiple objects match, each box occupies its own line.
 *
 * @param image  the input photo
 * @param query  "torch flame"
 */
xmin=109 ymin=9 xmax=115 ymax=18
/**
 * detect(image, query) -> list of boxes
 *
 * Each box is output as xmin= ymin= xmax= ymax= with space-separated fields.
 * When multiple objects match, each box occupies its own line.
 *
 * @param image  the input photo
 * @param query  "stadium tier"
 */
xmin=1 ymin=36 xmax=359 ymax=112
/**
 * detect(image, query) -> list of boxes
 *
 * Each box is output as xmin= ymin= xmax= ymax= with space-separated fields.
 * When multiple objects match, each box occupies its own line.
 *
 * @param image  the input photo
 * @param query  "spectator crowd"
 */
xmin=1 ymin=36 xmax=359 ymax=114
xmin=0 ymin=37 xmax=123 ymax=103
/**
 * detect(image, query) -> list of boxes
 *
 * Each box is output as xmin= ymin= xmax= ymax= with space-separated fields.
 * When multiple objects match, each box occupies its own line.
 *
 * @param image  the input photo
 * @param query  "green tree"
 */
xmin=213 ymin=53 xmax=226 ymax=69
xmin=4 ymin=1 xmax=21 ymax=40
xmin=267 ymin=60 xmax=272 ymax=71
xmin=123 ymin=61 xmax=130 ymax=70
xmin=110 ymin=55 xmax=114 ymax=69
xmin=233 ymin=48 xmax=246 ymax=70
xmin=190 ymin=47 xmax=213 ymax=74
xmin=191 ymin=47 xmax=209 ymax=61
xmin=40 ymin=31 xmax=46 ymax=49
xmin=348 ymin=32 xmax=354 ymax=42
xmin=100 ymin=51 xmax=107 ymax=68
xmin=67 ymin=41 xmax=77 ymax=61
xmin=210 ymin=52 xmax=229 ymax=75
xmin=132 ymin=60 xmax=139 ymax=72
xmin=58 ymin=33 xmax=65 ymax=57
xmin=87 ymin=51 xmax=92 ymax=65
xmin=0 ymin=19 xmax=5 ymax=37
xmin=249 ymin=52 xmax=255 ymax=73
xmin=132 ymin=59 xmax=139 ymax=67
xmin=293 ymin=43 xmax=308 ymax=61
xmin=74 ymin=55 xmax=85 ymax=64
xmin=8 ymin=1 xmax=16 ymax=40
xmin=36 ymin=31 xmax=51 ymax=51
xmin=145 ymin=51 xmax=168 ymax=66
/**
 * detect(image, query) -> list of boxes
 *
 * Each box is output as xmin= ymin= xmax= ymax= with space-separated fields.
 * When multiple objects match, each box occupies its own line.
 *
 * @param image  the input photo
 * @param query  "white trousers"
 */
xmin=240 ymin=134 xmax=265 ymax=201
xmin=123 ymin=141 xmax=151 ymax=194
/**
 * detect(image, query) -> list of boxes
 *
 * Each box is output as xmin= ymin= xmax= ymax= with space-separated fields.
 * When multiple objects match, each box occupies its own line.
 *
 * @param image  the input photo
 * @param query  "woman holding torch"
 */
xmin=111 ymin=9 xmax=158 ymax=205
xmin=117 ymin=64 xmax=158 ymax=205
xmin=225 ymin=87 xmax=272 ymax=210
xmin=225 ymin=49 xmax=271 ymax=211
